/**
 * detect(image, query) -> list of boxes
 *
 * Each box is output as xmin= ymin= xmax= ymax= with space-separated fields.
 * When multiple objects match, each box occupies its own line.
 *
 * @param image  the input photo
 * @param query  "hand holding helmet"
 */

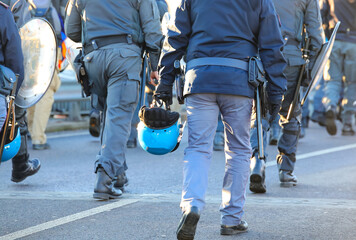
xmin=154 ymin=82 xmax=173 ymax=106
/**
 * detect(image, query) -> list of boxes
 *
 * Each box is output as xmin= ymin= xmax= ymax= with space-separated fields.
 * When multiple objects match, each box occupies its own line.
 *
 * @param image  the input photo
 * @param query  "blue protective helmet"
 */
xmin=1 ymin=126 xmax=21 ymax=162
xmin=137 ymin=106 xmax=181 ymax=155
xmin=137 ymin=121 xmax=180 ymax=155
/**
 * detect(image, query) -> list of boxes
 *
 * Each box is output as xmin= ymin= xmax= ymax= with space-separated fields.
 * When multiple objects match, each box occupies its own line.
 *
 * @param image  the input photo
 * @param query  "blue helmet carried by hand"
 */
xmin=1 ymin=126 xmax=21 ymax=162
xmin=138 ymin=105 xmax=182 ymax=155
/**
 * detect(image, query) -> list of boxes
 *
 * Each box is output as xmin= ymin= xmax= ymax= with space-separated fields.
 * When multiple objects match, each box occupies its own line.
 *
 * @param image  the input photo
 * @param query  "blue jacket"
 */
xmin=159 ymin=0 xmax=287 ymax=103
xmin=334 ymin=0 xmax=356 ymax=43
xmin=0 ymin=2 xmax=24 ymax=93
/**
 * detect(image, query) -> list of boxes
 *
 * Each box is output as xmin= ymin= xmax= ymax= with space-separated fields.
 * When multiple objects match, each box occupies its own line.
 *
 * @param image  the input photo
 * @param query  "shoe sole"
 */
xmin=220 ymin=228 xmax=248 ymax=235
xmin=280 ymin=182 xmax=297 ymax=187
xmin=177 ymin=211 xmax=200 ymax=240
xmin=11 ymin=165 xmax=41 ymax=183
xmin=89 ymin=117 xmax=100 ymax=138
xmin=93 ymin=192 xmax=121 ymax=200
xmin=249 ymin=174 xmax=266 ymax=193
xmin=325 ymin=110 xmax=337 ymax=136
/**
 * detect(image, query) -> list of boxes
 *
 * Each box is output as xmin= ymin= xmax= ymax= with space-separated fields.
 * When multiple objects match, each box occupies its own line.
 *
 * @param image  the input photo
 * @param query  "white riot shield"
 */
xmin=15 ymin=18 xmax=57 ymax=108
xmin=301 ymin=22 xmax=340 ymax=106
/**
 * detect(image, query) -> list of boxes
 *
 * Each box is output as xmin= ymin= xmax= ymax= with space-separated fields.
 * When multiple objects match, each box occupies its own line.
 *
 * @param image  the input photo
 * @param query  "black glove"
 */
xmin=154 ymin=83 xmax=173 ymax=105
xmin=268 ymin=103 xmax=281 ymax=123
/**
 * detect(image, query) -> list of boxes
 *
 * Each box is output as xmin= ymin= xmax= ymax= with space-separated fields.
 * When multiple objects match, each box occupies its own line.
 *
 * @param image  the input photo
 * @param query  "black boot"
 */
xmin=11 ymin=154 xmax=41 ymax=183
xmin=325 ymin=106 xmax=337 ymax=135
xmin=93 ymin=167 xmax=122 ymax=200
xmin=176 ymin=206 xmax=200 ymax=240
xmin=249 ymin=153 xmax=266 ymax=193
xmin=279 ymin=170 xmax=297 ymax=187
xmin=113 ymin=172 xmax=129 ymax=191
xmin=342 ymin=123 xmax=355 ymax=136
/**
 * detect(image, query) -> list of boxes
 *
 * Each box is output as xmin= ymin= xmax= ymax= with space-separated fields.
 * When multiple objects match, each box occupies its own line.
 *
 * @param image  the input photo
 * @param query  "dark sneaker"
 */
xmin=32 ymin=143 xmax=50 ymax=150
xmin=126 ymin=139 xmax=137 ymax=148
xmin=279 ymin=170 xmax=297 ymax=187
xmin=177 ymin=206 xmax=200 ymax=240
xmin=220 ymin=220 xmax=248 ymax=235
xmin=342 ymin=124 xmax=355 ymax=136
xmin=89 ymin=110 xmax=101 ymax=137
xmin=11 ymin=156 xmax=41 ymax=183
xmin=310 ymin=111 xmax=326 ymax=127
xmin=249 ymin=153 xmax=266 ymax=193
xmin=113 ymin=172 xmax=129 ymax=191
xmin=325 ymin=107 xmax=337 ymax=135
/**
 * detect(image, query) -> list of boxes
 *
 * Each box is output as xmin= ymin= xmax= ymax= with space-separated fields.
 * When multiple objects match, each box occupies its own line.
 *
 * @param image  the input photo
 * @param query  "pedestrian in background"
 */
xmin=65 ymin=0 xmax=163 ymax=200
xmin=323 ymin=0 xmax=356 ymax=136
xmin=155 ymin=0 xmax=287 ymax=238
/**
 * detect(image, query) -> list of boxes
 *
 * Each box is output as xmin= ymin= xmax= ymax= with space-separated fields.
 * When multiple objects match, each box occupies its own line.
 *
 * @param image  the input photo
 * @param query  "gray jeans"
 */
xmin=181 ymin=93 xmax=252 ymax=226
xmin=85 ymin=43 xmax=141 ymax=179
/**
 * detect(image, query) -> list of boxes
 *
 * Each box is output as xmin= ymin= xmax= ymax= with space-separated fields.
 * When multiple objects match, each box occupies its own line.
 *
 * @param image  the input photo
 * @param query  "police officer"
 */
xmin=250 ymin=0 xmax=324 ymax=193
xmin=155 ymin=0 xmax=286 ymax=238
xmin=65 ymin=0 xmax=163 ymax=200
xmin=0 ymin=1 xmax=41 ymax=182
xmin=323 ymin=0 xmax=356 ymax=136
xmin=127 ymin=0 xmax=168 ymax=149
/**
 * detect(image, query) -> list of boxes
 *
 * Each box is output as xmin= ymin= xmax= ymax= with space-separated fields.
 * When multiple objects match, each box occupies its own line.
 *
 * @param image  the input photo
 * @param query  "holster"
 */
xmin=174 ymin=60 xmax=185 ymax=105
xmin=73 ymin=50 xmax=91 ymax=97
xmin=248 ymin=57 xmax=268 ymax=118
xmin=0 ymin=65 xmax=16 ymax=97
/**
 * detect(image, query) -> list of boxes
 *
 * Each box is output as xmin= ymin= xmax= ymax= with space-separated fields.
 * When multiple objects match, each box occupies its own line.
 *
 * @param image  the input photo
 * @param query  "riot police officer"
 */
xmin=250 ymin=0 xmax=324 ymax=193
xmin=0 ymin=1 xmax=41 ymax=182
xmin=65 ymin=0 xmax=163 ymax=200
xmin=155 ymin=0 xmax=287 ymax=238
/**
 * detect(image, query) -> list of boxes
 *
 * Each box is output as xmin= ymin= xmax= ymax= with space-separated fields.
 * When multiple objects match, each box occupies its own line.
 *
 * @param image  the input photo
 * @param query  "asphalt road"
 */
xmin=0 ymin=120 xmax=356 ymax=240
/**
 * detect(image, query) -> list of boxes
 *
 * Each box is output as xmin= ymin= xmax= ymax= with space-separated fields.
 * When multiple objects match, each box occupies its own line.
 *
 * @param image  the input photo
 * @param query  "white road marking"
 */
xmin=0 ymin=199 xmax=138 ymax=240
xmin=266 ymin=143 xmax=356 ymax=168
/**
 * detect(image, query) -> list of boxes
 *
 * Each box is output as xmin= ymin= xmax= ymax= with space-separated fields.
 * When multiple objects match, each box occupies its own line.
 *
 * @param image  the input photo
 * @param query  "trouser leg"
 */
xmin=27 ymin=71 xmax=60 ymax=144
xmin=95 ymin=79 xmax=138 ymax=179
xmin=219 ymin=95 xmax=252 ymax=226
xmin=323 ymin=41 xmax=343 ymax=110
xmin=181 ymin=93 xmax=219 ymax=213
xmin=0 ymin=95 xmax=6 ymax=131
xmin=277 ymin=65 xmax=301 ymax=172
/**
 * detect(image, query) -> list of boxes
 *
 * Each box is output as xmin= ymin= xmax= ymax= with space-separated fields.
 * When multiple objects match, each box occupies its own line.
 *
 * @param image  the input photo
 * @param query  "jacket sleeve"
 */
xmin=305 ymin=0 xmax=325 ymax=68
xmin=2 ymin=8 xmax=24 ymax=93
xmin=139 ymin=0 xmax=164 ymax=71
xmin=258 ymin=0 xmax=287 ymax=104
xmin=158 ymin=0 xmax=191 ymax=86
xmin=64 ymin=0 xmax=82 ymax=42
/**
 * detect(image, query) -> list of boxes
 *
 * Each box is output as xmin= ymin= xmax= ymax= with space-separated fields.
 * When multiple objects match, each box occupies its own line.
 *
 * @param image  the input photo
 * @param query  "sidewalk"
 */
xmin=46 ymin=116 xmax=89 ymax=133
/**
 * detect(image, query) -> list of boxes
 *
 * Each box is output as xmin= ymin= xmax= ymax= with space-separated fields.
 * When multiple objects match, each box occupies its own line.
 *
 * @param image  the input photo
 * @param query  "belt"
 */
xmin=84 ymin=35 xmax=136 ymax=55
xmin=186 ymin=57 xmax=248 ymax=71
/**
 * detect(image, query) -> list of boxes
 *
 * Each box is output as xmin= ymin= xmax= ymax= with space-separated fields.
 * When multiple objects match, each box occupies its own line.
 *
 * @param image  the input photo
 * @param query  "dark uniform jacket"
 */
xmin=159 ymin=0 xmax=287 ymax=104
xmin=334 ymin=0 xmax=356 ymax=43
xmin=272 ymin=0 xmax=324 ymax=67
xmin=0 ymin=1 xmax=24 ymax=92
xmin=65 ymin=0 xmax=163 ymax=70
